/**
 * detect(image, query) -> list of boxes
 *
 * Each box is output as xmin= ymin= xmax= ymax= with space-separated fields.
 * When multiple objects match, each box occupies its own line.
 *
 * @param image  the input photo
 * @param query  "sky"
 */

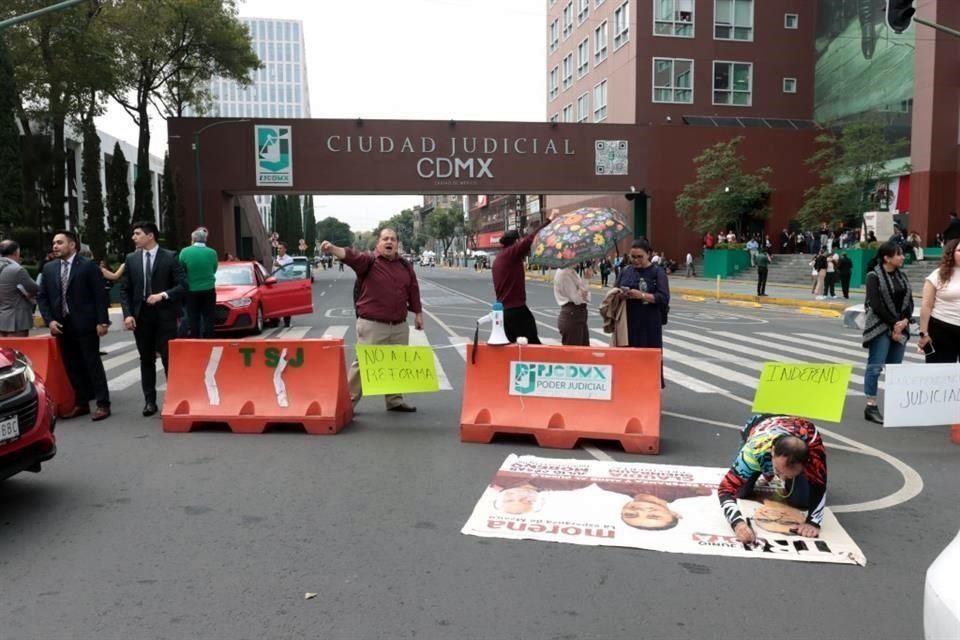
xmin=96 ymin=0 xmax=546 ymax=232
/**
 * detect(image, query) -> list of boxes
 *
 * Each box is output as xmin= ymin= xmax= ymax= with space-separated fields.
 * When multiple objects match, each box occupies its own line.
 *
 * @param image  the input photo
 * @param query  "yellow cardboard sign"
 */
xmin=356 ymin=345 xmax=440 ymax=395
xmin=751 ymin=362 xmax=852 ymax=422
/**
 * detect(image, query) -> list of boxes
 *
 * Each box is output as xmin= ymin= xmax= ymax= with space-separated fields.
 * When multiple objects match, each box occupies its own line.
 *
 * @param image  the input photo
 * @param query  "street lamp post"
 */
xmin=0 ymin=0 xmax=98 ymax=30
xmin=192 ymin=119 xmax=251 ymax=227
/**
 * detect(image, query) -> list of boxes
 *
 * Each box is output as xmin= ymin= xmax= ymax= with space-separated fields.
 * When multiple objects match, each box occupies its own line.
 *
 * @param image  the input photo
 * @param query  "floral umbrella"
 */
xmin=529 ymin=207 xmax=633 ymax=268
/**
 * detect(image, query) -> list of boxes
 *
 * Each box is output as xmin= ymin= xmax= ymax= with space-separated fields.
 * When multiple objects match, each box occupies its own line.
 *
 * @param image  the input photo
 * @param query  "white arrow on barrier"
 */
xmin=273 ymin=348 xmax=289 ymax=408
xmin=205 ymin=346 xmax=223 ymax=406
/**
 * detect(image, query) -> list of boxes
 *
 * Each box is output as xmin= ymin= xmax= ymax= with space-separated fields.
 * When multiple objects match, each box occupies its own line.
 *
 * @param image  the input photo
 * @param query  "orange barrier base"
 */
xmin=951 ymin=424 xmax=960 ymax=445
xmin=161 ymin=339 xmax=353 ymax=435
xmin=0 ymin=335 xmax=75 ymax=417
xmin=460 ymin=343 xmax=661 ymax=454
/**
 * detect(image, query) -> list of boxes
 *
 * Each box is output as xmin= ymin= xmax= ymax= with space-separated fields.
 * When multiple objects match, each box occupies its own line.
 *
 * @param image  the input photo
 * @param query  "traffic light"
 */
xmin=886 ymin=0 xmax=916 ymax=34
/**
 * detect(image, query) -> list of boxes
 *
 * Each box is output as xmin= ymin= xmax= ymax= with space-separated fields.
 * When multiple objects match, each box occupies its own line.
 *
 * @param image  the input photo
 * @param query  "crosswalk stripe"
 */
xmin=103 ymin=349 xmax=141 ymax=372
xmin=672 ymin=330 xmax=866 ymax=386
xmin=321 ymin=325 xmax=349 ymax=339
xmin=102 ymin=340 xmax=134 ymax=354
xmin=663 ymin=365 xmax=727 ymax=393
xmin=450 ymin=336 xmax=469 ymax=361
xmin=409 ymin=327 xmax=452 ymax=391
xmin=274 ymin=326 xmax=311 ymax=339
xmin=109 ymin=361 xmax=162 ymax=392
xmin=795 ymin=332 xmax=925 ymax=362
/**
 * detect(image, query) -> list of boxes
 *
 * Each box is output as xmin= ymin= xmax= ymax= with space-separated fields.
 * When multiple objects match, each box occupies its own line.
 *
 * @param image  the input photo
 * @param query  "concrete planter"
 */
xmin=703 ymin=249 xmax=751 ymax=279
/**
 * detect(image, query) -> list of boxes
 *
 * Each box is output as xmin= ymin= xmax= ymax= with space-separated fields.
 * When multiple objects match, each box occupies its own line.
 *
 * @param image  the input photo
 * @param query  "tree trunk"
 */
xmin=134 ymin=99 xmax=154 ymax=222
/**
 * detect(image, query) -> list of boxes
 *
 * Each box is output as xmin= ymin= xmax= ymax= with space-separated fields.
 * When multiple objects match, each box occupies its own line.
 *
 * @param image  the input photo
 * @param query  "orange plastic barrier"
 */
xmin=161 ymin=339 xmax=353 ymax=434
xmin=0 ymin=335 xmax=75 ymax=417
xmin=460 ymin=343 xmax=662 ymax=454
xmin=951 ymin=424 xmax=960 ymax=445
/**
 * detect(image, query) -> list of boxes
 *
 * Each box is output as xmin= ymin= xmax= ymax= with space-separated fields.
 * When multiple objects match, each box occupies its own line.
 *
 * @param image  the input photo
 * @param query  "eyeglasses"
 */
xmin=629 ymin=254 xmax=646 ymax=261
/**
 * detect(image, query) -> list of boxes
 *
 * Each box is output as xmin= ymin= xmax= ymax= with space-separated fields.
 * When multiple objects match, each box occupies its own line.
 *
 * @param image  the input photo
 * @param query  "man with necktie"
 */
xmin=119 ymin=222 xmax=185 ymax=417
xmin=37 ymin=230 xmax=111 ymax=420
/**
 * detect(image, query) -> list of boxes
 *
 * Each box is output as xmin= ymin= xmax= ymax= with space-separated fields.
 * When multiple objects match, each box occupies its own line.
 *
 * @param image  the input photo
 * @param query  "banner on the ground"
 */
xmin=751 ymin=362 xmax=852 ymax=422
xmin=883 ymin=363 xmax=960 ymax=427
xmin=461 ymin=454 xmax=865 ymax=566
xmin=356 ymin=345 xmax=439 ymax=395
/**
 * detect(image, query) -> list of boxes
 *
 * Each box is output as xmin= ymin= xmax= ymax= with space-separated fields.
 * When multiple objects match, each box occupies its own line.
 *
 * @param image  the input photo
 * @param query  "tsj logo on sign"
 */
xmin=509 ymin=361 xmax=613 ymax=400
xmin=256 ymin=125 xmax=293 ymax=186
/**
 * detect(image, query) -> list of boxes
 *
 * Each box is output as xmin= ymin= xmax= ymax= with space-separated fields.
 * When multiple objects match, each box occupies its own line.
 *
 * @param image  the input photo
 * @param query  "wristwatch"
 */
xmin=918 ymin=331 xmax=926 ymax=337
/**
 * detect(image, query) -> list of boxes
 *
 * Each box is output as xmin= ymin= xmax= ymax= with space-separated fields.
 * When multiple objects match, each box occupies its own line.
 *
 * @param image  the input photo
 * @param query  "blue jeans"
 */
xmin=864 ymin=332 xmax=907 ymax=397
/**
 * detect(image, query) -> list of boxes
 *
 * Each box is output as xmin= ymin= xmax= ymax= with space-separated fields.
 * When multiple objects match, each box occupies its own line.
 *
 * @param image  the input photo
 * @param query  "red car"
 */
xmin=215 ymin=261 xmax=313 ymax=333
xmin=0 ymin=348 xmax=56 ymax=482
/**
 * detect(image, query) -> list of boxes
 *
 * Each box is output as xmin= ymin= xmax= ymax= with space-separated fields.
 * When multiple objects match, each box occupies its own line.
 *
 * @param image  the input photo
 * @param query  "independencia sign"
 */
xmin=752 ymin=363 xmax=852 ymax=423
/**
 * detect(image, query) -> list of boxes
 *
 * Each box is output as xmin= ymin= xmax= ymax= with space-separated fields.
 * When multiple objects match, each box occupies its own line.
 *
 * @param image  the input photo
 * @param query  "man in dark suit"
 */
xmin=119 ymin=221 xmax=185 ymax=417
xmin=37 ymin=230 xmax=111 ymax=420
xmin=945 ymin=211 xmax=960 ymax=243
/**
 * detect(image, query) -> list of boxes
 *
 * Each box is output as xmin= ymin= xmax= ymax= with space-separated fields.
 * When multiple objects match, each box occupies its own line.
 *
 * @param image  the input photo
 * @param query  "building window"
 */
xmin=594 ymin=21 xmax=608 ymax=64
xmin=593 ymin=79 xmax=608 ymax=121
xmin=563 ymin=2 xmax=573 ymax=39
xmin=577 ymin=0 xmax=589 ymax=24
xmin=614 ymin=1 xmax=630 ymax=49
xmin=652 ymin=58 xmax=694 ymax=103
xmin=784 ymin=13 xmax=799 ymax=29
xmin=549 ymin=66 xmax=560 ymax=100
xmin=562 ymin=104 xmax=575 ymax=122
xmin=549 ymin=113 xmax=560 ymax=123
xmin=577 ymin=38 xmax=590 ymax=78
xmin=713 ymin=61 xmax=752 ymax=105
xmin=783 ymin=77 xmax=797 ymax=93
xmin=577 ymin=92 xmax=590 ymax=122
xmin=550 ymin=19 xmax=560 ymax=51
xmin=654 ymin=0 xmax=694 ymax=37
xmin=562 ymin=53 xmax=573 ymax=89
xmin=595 ymin=0 xmax=605 ymax=6
xmin=715 ymin=0 xmax=754 ymax=41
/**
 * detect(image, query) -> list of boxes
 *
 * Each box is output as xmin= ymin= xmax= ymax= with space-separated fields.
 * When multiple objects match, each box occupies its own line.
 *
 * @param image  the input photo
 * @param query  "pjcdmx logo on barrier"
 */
xmin=509 ymin=361 xmax=613 ymax=400
xmin=255 ymin=125 xmax=293 ymax=186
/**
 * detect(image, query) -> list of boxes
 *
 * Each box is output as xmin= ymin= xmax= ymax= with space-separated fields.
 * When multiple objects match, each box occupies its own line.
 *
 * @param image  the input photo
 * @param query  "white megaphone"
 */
xmin=477 ymin=302 xmax=510 ymax=346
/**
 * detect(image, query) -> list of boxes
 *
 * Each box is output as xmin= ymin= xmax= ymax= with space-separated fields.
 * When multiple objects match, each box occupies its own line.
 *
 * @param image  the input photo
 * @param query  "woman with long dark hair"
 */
xmin=917 ymin=238 xmax=960 ymax=363
xmin=615 ymin=238 xmax=669 ymax=386
xmin=862 ymin=241 xmax=913 ymax=425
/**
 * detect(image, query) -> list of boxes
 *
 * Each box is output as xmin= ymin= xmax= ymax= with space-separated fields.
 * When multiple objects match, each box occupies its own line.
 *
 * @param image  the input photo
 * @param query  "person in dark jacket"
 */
xmin=615 ymin=238 xmax=669 ymax=387
xmin=37 ymin=230 xmax=111 ymax=420
xmin=944 ymin=211 xmax=960 ymax=243
xmin=836 ymin=252 xmax=853 ymax=299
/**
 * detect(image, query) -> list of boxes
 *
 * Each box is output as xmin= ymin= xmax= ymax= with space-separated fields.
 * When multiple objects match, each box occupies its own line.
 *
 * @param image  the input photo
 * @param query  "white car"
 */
xmin=924 ymin=529 xmax=960 ymax=640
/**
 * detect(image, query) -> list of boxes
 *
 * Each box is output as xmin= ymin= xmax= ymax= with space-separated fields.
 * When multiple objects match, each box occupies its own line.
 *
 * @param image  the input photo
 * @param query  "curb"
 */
xmin=670 ymin=288 xmax=848 ymax=311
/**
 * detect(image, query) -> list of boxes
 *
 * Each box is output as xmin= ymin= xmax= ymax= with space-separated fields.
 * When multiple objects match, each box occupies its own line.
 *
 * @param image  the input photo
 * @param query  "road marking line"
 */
xmin=103 ymin=350 xmax=141 ymax=371
xmin=321 ymin=325 xmax=349 ymax=339
xmin=102 ymin=340 xmax=135 ymax=354
xmin=681 ymin=294 xmax=706 ymax=302
xmin=274 ymin=326 xmax=311 ymax=339
xmin=794 ymin=332 xmax=925 ymax=362
xmin=581 ymin=443 xmax=614 ymax=461
xmin=108 ymin=361 xmax=162 ymax=392
xmin=799 ymin=307 xmax=842 ymax=318
xmin=408 ymin=327 xmax=452 ymax=391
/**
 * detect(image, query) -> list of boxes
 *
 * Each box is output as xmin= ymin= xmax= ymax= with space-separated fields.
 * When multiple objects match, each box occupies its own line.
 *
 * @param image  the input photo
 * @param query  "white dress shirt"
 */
xmin=553 ymin=267 xmax=590 ymax=306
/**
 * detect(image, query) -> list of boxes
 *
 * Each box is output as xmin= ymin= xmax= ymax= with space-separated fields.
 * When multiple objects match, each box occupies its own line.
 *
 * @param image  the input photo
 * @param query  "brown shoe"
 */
xmin=387 ymin=403 xmax=417 ymax=413
xmin=92 ymin=407 xmax=111 ymax=421
xmin=62 ymin=406 xmax=91 ymax=419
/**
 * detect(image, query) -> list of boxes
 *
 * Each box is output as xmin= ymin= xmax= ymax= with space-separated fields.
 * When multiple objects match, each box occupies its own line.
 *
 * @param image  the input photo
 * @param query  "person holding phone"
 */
xmin=917 ymin=238 xmax=960 ymax=363
xmin=614 ymin=238 xmax=669 ymax=386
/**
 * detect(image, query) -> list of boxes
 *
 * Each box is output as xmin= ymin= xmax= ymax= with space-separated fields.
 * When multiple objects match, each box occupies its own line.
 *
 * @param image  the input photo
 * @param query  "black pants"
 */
xmin=601 ymin=273 xmax=609 ymax=287
xmin=503 ymin=305 xmax=541 ymax=344
xmin=825 ymin=272 xmax=836 ymax=297
xmin=59 ymin=321 xmax=109 ymax=408
xmin=185 ymin=289 xmax=216 ymax=339
xmin=558 ymin=303 xmax=589 ymax=346
xmin=757 ymin=267 xmax=768 ymax=296
xmin=134 ymin=308 xmax=177 ymax=404
xmin=839 ymin=272 xmax=851 ymax=298
xmin=927 ymin=316 xmax=960 ymax=363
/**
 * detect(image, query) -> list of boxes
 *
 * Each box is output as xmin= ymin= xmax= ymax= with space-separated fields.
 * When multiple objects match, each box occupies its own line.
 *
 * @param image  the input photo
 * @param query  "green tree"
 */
xmin=0 ymin=35 xmax=25 ymax=232
xmin=108 ymin=0 xmax=260 ymax=221
xmin=289 ymin=195 xmax=304 ymax=253
xmin=351 ymin=229 xmax=375 ymax=250
xmin=160 ymin=152 xmax=181 ymax=249
xmin=316 ymin=216 xmax=354 ymax=248
xmin=106 ymin=141 xmax=131 ymax=258
xmin=675 ymin=137 xmax=773 ymax=236
xmin=81 ymin=118 xmax=106 ymax=259
xmin=427 ymin=207 xmax=460 ymax=258
xmin=302 ymin=196 xmax=317 ymax=258
xmin=797 ymin=120 xmax=909 ymax=230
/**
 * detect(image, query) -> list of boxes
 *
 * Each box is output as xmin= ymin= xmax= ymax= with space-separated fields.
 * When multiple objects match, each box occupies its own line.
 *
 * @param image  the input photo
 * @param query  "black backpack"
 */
xmin=352 ymin=256 xmax=415 ymax=317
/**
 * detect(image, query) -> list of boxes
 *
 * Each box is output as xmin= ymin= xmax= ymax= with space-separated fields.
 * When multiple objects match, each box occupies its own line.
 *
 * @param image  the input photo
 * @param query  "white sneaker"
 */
xmin=816 ymin=295 xmax=826 ymax=300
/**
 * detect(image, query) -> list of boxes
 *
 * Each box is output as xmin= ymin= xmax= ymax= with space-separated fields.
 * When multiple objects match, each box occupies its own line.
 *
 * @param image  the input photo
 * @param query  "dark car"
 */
xmin=0 ymin=348 xmax=56 ymax=482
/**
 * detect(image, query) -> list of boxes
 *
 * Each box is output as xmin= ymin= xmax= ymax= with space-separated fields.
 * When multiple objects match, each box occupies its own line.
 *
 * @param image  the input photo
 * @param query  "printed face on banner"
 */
xmin=751 ymin=363 xmax=853 ymax=422
xmin=509 ymin=361 xmax=613 ymax=400
xmin=256 ymin=125 xmax=293 ymax=186
xmin=462 ymin=454 xmax=866 ymax=566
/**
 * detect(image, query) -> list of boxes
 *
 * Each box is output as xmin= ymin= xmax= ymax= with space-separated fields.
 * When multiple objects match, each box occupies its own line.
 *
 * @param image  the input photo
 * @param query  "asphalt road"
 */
xmin=1 ymin=267 xmax=957 ymax=640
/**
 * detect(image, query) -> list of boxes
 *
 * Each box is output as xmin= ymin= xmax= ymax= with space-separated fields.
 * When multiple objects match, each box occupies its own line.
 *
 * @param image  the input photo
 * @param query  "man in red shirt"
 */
xmin=320 ymin=229 xmax=423 ymax=413
xmin=493 ymin=215 xmax=553 ymax=343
